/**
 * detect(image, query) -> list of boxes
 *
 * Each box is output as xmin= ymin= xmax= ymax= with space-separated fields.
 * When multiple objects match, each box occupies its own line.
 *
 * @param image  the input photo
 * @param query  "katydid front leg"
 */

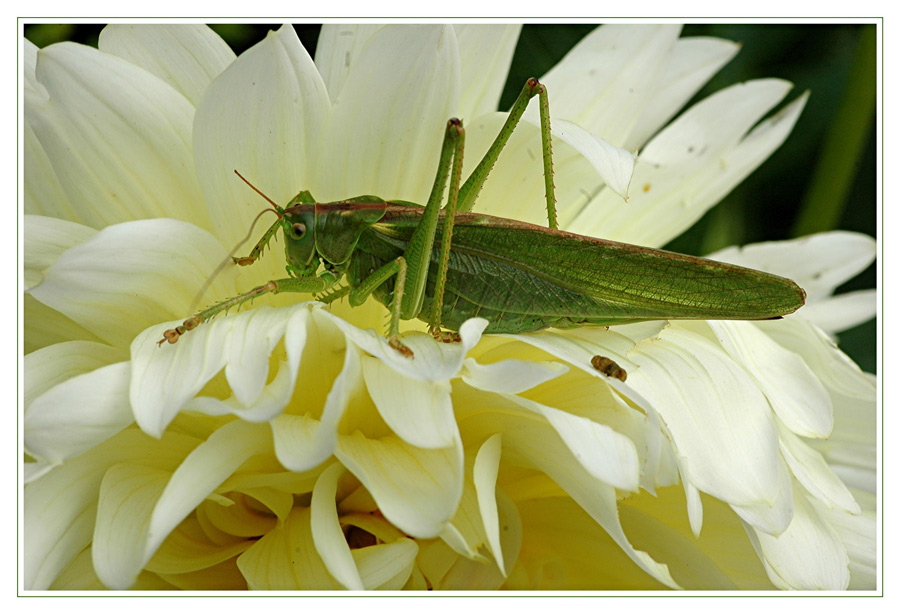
xmin=158 ymin=274 xmax=334 ymax=345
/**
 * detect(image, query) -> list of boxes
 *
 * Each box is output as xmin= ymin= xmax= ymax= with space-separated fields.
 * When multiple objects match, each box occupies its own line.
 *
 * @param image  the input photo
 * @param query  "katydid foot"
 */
xmin=389 ymin=335 xmax=414 ymax=358
xmin=430 ymin=328 xmax=462 ymax=343
xmin=158 ymin=315 xmax=202 ymax=346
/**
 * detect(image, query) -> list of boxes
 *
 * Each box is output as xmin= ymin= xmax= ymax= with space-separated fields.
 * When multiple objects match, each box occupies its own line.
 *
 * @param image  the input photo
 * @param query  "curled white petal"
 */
xmin=473 ymin=434 xmax=505 ymax=575
xmin=335 ymin=432 xmax=464 ymax=538
xmin=550 ymin=119 xmax=636 ymax=200
xmin=311 ymin=463 xmax=364 ymax=590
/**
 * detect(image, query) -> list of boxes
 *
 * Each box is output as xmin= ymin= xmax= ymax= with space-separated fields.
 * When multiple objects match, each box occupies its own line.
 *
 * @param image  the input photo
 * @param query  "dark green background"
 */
xmin=24 ymin=23 xmax=877 ymax=373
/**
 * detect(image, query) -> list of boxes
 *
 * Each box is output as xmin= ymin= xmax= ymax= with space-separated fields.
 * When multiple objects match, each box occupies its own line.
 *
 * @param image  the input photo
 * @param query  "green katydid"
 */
xmin=159 ymin=78 xmax=805 ymax=356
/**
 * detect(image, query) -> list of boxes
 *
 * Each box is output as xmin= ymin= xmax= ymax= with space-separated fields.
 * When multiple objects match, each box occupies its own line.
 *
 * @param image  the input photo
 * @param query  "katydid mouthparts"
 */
xmin=159 ymin=78 xmax=806 ymax=357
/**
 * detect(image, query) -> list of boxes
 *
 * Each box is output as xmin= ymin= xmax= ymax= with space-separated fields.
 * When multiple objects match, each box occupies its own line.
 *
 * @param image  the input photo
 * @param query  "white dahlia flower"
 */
xmin=23 ymin=24 xmax=875 ymax=591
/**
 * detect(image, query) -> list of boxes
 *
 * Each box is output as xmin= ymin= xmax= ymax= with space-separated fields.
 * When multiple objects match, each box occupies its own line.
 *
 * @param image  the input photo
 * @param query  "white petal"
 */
xmin=353 ymin=539 xmax=418 ymax=590
xmin=627 ymin=325 xmax=781 ymax=507
xmin=193 ymin=24 xmax=331 ymax=252
xmin=439 ymin=472 xmax=490 ymax=563
xmin=802 ymin=289 xmax=876 ymax=334
xmin=26 ymin=42 xmax=209 ymax=228
xmin=24 ymin=339 xmax=126 ymax=407
xmin=92 ymin=463 xmax=170 ymax=590
xmin=23 ymin=38 xmax=42 ymax=95
xmin=710 ymin=231 xmax=876 ymax=303
xmin=755 ymin=317 xmax=875 ymax=400
xmin=549 ymin=119 xmax=636 ymax=199
xmin=311 ymin=463 xmax=364 ymax=590
xmin=473 ymin=434 xmax=505 ymax=575
xmin=626 ymin=36 xmax=741 ymax=150
xmin=526 ymin=432 xmax=678 ymax=587
xmin=746 ymin=486 xmax=850 ymax=590
xmin=145 ymin=517 xmax=253 ymax=575
xmin=335 ymin=432 xmax=463 ymax=538
xmin=454 ymin=24 xmax=521 ymax=119
xmin=26 ymin=361 xmax=133 ymax=464
xmin=507 ymin=395 xmax=640 ymax=491
xmin=362 ymin=355 xmax=457 ymax=449
xmin=314 ymin=24 xmax=384 ymax=102
xmin=99 ymin=24 xmax=235 ymax=107
xmin=237 ymin=507 xmax=342 ymax=589
xmin=778 ymin=423 xmax=860 ymax=514
xmin=817 ymin=503 xmax=876 ymax=589
xmin=424 ymin=490 xmax=521 ymax=589
xmin=539 ymin=24 xmax=681 ymax=145
xmin=499 ymin=326 xmax=678 ymax=492
xmin=25 ymin=464 xmax=98 ymax=589
xmin=24 ymin=460 xmax=56 ymax=484
xmin=461 ymin=356 xmax=567 ymax=394
xmin=683 ymin=476 xmax=704 ymax=538
xmin=690 ymin=91 xmax=809 ymax=215
xmin=24 ymin=121 xmax=77 ymax=220
xmin=729 ymin=458 xmax=795 ymax=536
xmin=31 ymin=219 xmax=235 ymax=348
xmin=24 ymin=215 xmax=98 ymax=291
xmin=498 ymin=325 xmax=641 ymax=379
xmin=708 ymin=321 xmax=833 ymax=438
xmin=806 ymin=389 xmax=876 ymax=480
xmin=327 ymin=311 xmax=486 ymax=381
xmin=219 ymin=305 xmax=301 ymax=406
xmin=571 ymin=80 xmax=802 ymax=247
xmin=316 ymin=24 xmax=461 ymax=203
xmin=25 ymin=294 xmax=103 ymax=353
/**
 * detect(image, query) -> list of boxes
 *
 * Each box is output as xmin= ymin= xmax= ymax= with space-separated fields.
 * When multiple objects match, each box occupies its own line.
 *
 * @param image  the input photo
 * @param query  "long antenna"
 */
xmin=234 ymin=169 xmax=283 ymax=215
xmin=188 ymin=172 xmax=283 ymax=311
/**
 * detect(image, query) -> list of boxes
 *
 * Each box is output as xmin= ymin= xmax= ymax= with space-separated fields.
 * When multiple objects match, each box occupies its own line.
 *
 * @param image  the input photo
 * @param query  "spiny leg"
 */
xmin=457 ymin=77 xmax=558 ymax=229
xmin=232 ymin=217 xmax=282 ymax=266
xmin=158 ymin=275 xmax=330 ymax=345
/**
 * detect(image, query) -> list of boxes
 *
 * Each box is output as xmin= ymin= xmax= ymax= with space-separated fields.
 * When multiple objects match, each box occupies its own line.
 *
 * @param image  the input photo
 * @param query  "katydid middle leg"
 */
xmin=342 ymin=118 xmax=466 ymax=356
xmin=426 ymin=78 xmax=558 ymax=339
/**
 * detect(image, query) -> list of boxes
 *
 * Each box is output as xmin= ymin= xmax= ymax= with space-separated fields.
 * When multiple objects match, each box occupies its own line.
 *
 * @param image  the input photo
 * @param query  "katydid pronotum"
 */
xmin=160 ymin=78 xmax=806 ymax=357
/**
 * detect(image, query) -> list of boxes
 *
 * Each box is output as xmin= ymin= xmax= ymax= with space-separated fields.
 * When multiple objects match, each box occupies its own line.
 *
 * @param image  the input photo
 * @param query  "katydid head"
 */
xmin=280 ymin=204 xmax=319 ymax=275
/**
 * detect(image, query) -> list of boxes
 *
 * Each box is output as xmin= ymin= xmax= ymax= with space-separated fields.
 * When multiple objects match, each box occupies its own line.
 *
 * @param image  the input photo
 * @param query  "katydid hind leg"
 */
xmin=457 ymin=78 xmax=558 ymax=229
xmin=429 ymin=118 xmax=467 ymax=337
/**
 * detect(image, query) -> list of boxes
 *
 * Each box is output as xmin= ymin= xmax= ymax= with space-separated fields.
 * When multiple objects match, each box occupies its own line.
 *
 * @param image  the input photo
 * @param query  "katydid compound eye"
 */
xmin=291 ymin=222 xmax=306 ymax=238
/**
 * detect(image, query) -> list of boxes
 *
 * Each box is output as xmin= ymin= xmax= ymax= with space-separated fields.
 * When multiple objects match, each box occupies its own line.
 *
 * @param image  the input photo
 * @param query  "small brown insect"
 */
xmin=591 ymin=355 xmax=627 ymax=382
